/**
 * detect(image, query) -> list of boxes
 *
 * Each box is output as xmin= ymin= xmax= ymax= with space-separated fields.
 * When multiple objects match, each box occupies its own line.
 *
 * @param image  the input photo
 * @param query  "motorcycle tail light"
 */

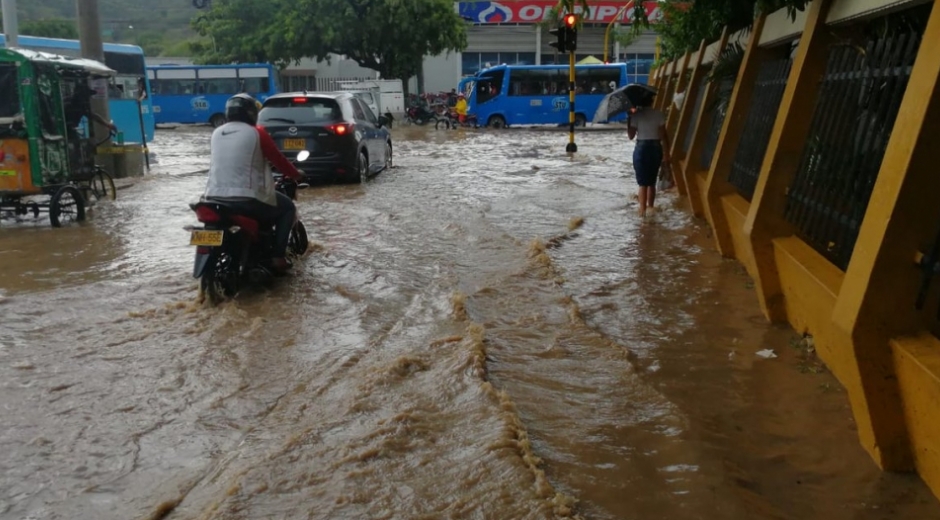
xmin=196 ymin=246 xmax=211 ymax=254
xmin=194 ymin=206 xmax=221 ymax=223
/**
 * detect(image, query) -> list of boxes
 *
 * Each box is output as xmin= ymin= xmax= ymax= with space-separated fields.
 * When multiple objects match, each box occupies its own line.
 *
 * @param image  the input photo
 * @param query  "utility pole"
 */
xmin=76 ymin=0 xmax=111 ymax=139
xmin=77 ymin=0 xmax=127 ymax=177
xmin=1 ymin=0 xmax=19 ymax=47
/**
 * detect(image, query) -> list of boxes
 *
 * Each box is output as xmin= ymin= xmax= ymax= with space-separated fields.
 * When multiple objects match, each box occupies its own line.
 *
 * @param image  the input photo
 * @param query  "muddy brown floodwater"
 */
xmin=1 ymin=125 xmax=938 ymax=520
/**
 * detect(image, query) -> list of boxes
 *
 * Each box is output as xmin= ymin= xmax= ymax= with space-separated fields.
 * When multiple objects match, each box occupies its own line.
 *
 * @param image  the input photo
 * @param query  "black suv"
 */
xmin=259 ymin=92 xmax=392 ymax=183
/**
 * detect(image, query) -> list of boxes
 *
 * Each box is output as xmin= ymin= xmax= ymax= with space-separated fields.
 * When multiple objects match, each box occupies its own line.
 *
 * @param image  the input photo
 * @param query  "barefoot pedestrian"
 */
xmin=627 ymin=95 xmax=670 ymax=218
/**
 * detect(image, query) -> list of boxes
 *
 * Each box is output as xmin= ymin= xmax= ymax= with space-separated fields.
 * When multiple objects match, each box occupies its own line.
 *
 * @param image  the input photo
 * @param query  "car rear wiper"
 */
xmin=264 ymin=117 xmax=296 ymax=124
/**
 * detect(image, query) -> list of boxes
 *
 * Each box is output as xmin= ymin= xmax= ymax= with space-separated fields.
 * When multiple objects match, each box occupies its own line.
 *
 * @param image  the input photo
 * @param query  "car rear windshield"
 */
xmin=259 ymin=97 xmax=342 ymax=125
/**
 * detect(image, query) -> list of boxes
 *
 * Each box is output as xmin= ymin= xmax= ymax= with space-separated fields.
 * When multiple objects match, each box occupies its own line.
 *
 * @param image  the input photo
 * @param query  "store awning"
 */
xmin=577 ymin=56 xmax=604 ymax=65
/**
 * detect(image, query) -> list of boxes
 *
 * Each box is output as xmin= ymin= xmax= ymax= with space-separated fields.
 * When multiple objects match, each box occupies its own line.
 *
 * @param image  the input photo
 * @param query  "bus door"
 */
xmin=472 ymin=69 xmax=504 ymax=121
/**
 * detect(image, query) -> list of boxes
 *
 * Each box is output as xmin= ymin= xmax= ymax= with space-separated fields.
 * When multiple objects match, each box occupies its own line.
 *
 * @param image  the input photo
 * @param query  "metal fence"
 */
xmin=700 ymin=78 xmax=735 ymax=171
xmin=315 ymin=77 xmax=378 ymax=92
xmin=727 ymin=58 xmax=793 ymax=200
xmin=784 ymin=29 xmax=922 ymax=270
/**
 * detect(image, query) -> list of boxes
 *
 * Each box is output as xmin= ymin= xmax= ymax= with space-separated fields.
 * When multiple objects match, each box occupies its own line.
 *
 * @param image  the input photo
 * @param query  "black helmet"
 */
xmin=225 ymin=93 xmax=261 ymax=125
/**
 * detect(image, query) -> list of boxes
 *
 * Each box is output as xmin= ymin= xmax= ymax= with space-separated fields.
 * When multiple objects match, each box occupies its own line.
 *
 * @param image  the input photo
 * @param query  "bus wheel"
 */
xmin=574 ymin=114 xmax=587 ymax=127
xmin=209 ymin=114 xmax=226 ymax=128
xmin=487 ymin=115 xmax=506 ymax=129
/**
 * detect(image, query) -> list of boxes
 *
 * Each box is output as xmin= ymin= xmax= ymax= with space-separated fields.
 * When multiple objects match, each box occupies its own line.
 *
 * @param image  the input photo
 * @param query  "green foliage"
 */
xmin=5 ymin=0 xmax=199 ymax=56
xmin=630 ymin=0 xmax=811 ymax=60
xmin=193 ymin=0 xmax=468 ymax=84
xmin=19 ymin=19 xmax=79 ymax=39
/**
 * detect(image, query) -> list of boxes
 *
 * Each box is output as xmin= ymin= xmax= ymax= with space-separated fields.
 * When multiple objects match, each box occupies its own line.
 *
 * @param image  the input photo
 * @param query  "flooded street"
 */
xmin=2 ymin=126 xmax=938 ymax=520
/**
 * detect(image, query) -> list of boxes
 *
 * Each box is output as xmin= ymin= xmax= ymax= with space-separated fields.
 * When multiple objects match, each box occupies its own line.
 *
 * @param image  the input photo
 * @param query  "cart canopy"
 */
xmin=0 ymin=47 xmax=115 ymax=77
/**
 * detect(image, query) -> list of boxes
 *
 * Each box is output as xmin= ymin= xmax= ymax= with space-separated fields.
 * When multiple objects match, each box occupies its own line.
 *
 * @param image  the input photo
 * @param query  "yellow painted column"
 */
xmin=683 ymin=28 xmax=731 ymax=218
xmin=702 ymin=15 xmax=770 ymax=258
xmin=670 ymin=40 xmax=707 ymax=213
xmin=830 ymin=2 xmax=940 ymax=474
xmin=742 ymin=0 xmax=836 ymax=322
xmin=664 ymin=51 xmax=693 ymax=195
xmin=665 ymin=51 xmax=692 ymax=140
xmin=654 ymin=60 xmax=675 ymax=112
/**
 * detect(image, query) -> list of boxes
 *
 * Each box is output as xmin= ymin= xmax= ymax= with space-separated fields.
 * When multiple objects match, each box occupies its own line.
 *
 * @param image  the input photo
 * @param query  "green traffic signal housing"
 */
xmin=549 ymin=25 xmax=567 ymax=53
xmin=550 ymin=13 xmax=578 ymax=54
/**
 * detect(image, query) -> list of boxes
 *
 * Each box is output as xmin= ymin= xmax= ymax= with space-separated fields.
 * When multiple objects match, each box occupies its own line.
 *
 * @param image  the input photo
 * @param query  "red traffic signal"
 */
xmin=564 ymin=14 xmax=577 ymax=27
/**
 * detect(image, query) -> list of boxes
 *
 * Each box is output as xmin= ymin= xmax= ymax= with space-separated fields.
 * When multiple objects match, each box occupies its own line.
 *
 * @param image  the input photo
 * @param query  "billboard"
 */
xmin=458 ymin=1 xmax=664 ymax=24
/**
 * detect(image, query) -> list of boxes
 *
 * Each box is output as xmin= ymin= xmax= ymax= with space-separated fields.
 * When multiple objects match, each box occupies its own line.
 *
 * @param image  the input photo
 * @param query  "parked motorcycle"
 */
xmin=405 ymin=104 xmax=438 ymax=126
xmin=187 ymin=153 xmax=311 ymax=303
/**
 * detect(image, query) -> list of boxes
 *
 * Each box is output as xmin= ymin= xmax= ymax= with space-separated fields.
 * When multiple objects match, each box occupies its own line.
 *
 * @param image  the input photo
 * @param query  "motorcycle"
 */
xmin=405 ymin=104 xmax=438 ymax=126
xmin=435 ymin=110 xmax=479 ymax=130
xmin=187 ymin=151 xmax=312 ymax=303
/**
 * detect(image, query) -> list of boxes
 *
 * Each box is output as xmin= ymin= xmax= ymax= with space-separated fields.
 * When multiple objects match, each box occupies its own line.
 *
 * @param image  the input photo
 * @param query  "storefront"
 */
xmin=456 ymin=0 xmax=661 ymax=76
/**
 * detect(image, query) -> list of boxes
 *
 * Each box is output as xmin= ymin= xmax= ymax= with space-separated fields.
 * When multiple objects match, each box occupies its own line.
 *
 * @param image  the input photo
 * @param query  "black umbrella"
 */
xmin=593 ymin=83 xmax=658 ymax=123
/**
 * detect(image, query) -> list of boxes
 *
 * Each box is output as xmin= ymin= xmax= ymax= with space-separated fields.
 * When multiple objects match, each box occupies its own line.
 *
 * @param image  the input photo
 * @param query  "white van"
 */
xmin=338 ymin=80 xmax=404 ymax=119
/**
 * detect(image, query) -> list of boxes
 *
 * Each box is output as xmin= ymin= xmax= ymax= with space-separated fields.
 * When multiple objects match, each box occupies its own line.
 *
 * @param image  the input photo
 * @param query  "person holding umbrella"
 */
xmin=626 ymin=88 xmax=670 ymax=218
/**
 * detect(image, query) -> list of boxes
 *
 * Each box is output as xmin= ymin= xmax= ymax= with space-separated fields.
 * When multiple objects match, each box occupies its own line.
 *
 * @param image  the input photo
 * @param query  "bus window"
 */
xmin=240 ymin=77 xmax=270 ymax=95
xmin=197 ymin=68 xmax=238 ymax=95
xmin=200 ymin=78 xmax=239 ymax=95
xmin=509 ymin=69 xmax=562 ymax=96
xmin=155 ymin=68 xmax=197 ymax=95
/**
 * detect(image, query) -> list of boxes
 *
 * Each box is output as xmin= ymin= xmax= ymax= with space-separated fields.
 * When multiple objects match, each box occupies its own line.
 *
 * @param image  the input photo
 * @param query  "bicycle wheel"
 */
xmin=89 ymin=168 xmax=117 ymax=201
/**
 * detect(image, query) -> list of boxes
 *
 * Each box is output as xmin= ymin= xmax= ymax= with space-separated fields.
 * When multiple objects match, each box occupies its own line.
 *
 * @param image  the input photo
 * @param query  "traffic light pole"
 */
xmin=566 ymin=51 xmax=577 ymax=153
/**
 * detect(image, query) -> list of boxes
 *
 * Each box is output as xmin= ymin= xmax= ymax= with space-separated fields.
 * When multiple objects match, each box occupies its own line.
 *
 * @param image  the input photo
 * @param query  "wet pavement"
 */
xmin=1 ymin=125 xmax=938 ymax=520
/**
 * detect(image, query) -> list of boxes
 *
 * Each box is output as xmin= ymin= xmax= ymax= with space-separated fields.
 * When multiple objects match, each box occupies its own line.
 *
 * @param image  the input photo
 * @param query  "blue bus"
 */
xmin=0 ymin=34 xmax=156 ymax=144
xmin=147 ymin=64 xmax=279 ymax=127
xmin=463 ymin=63 xmax=629 ymax=128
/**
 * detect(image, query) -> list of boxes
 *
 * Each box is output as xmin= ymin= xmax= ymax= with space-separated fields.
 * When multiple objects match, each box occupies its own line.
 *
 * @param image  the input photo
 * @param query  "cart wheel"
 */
xmin=90 ymin=168 xmax=117 ymax=201
xmin=50 ymin=186 xmax=86 ymax=227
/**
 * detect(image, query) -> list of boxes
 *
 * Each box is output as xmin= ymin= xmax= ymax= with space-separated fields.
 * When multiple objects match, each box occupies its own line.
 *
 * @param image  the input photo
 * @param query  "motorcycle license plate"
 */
xmin=190 ymin=230 xmax=224 ymax=246
xmin=283 ymin=139 xmax=306 ymax=150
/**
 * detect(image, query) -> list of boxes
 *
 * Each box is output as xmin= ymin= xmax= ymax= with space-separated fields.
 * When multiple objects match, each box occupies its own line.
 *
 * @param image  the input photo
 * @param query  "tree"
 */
xmin=628 ymin=0 xmax=811 ymax=61
xmin=193 ymin=0 xmax=468 ymax=92
xmin=18 ymin=19 xmax=79 ymax=39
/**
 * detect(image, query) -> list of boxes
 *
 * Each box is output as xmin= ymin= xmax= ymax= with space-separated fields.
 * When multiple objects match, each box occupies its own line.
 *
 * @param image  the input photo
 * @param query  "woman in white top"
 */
xmin=627 ymin=96 xmax=671 ymax=217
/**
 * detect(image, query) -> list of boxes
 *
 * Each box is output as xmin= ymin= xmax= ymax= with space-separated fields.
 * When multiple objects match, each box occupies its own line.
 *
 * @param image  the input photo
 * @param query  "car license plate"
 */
xmin=190 ymin=230 xmax=224 ymax=246
xmin=283 ymin=138 xmax=306 ymax=150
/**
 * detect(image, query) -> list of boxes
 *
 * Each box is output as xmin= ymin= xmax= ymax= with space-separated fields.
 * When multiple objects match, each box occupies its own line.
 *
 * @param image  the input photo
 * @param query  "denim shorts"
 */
xmin=633 ymin=140 xmax=663 ymax=187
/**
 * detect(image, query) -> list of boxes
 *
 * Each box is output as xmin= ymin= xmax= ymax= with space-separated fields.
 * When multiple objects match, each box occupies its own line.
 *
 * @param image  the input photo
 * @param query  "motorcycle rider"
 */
xmin=455 ymin=93 xmax=469 ymax=124
xmin=203 ymin=93 xmax=302 ymax=274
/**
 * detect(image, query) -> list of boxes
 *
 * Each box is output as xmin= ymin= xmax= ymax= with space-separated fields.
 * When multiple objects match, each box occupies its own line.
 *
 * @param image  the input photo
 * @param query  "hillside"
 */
xmin=16 ymin=0 xmax=202 ymax=56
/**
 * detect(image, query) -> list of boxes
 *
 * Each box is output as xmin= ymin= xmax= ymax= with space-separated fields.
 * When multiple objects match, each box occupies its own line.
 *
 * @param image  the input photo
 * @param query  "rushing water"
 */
xmin=1 ymin=125 xmax=937 ymax=520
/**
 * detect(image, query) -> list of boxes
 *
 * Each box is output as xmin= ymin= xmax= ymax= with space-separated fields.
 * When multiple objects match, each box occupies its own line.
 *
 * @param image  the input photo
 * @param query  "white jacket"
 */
xmin=204 ymin=122 xmax=276 ymax=206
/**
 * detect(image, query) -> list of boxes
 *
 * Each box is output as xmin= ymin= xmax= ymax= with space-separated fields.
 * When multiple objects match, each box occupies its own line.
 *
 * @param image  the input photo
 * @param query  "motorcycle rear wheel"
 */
xmin=201 ymin=251 xmax=239 ymax=304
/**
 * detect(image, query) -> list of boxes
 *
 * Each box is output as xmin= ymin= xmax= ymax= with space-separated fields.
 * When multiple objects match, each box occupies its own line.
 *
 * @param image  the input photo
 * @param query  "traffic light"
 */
xmin=564 ymin=14 xmax=578 ymax=52
xmin=550 ymin=13 xmax=578 ymax=54
xmin=549 ymin=25 xmax=567 ymax=53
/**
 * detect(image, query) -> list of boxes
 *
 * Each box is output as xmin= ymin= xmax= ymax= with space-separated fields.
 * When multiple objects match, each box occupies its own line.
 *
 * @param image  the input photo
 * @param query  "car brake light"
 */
xmin=328 ymin=123 xmax=353 ymax=135
xmin=293 ymin=97 xmax=308 ymax=103
xmin=195 ymin=206 xmax=221 ymax=223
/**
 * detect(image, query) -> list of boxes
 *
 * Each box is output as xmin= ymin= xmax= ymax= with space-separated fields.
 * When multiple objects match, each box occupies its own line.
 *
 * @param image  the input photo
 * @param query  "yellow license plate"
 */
xmin=283 ymin=139 xmax=306 ymax=150
xmin=190 ymin=230 xmax=224 ymax=246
